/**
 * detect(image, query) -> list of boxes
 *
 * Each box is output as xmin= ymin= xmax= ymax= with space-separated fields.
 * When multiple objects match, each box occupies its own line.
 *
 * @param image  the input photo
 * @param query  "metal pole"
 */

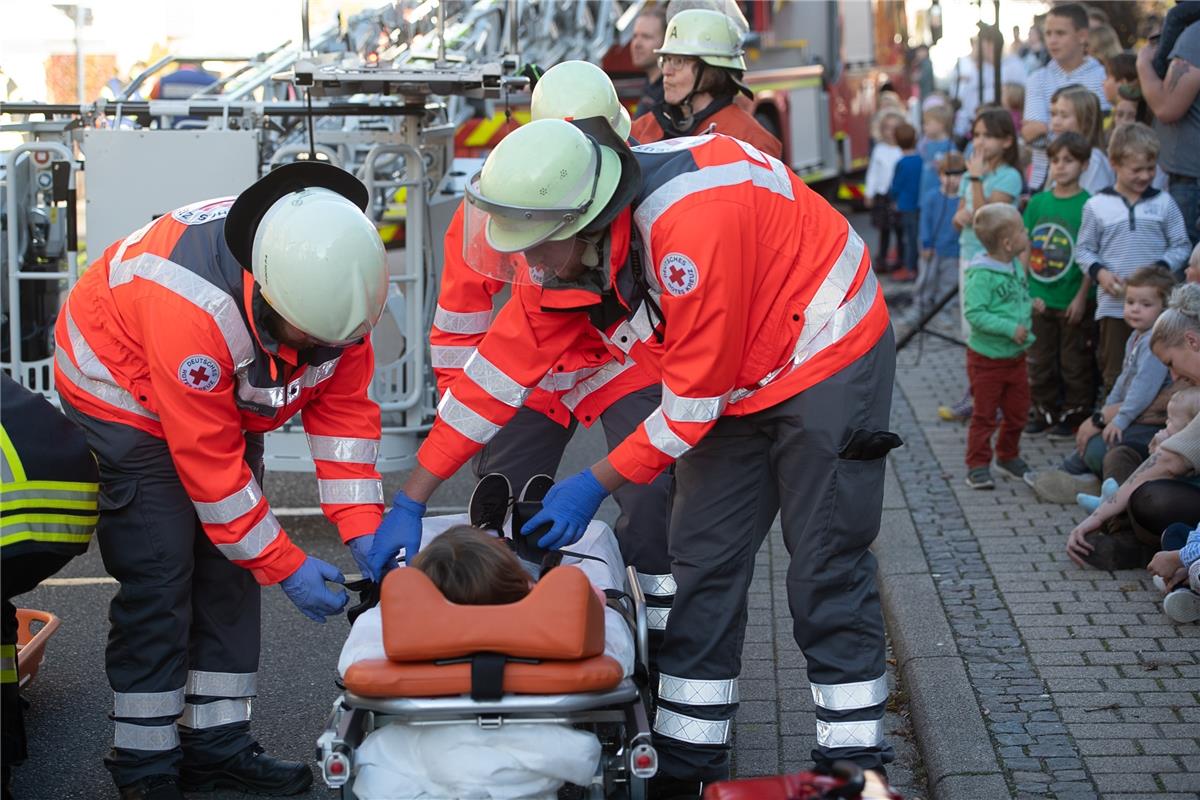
xmin=302 ymin=0 xmax=311 ymax=53
xmin=74 ymin=4 xmax=85 ymax=102
xmin=437 ymin=0 xmax=447 ymax=64
xmin=993 ymin=0 xmax=1002 ymax=105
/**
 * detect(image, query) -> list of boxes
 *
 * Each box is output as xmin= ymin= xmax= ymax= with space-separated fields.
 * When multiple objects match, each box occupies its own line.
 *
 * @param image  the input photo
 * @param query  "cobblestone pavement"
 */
xmin=729 ymin=523 xmax=926 ymax=798
xmin=887 ymin=304 xmax=1200 ymax=799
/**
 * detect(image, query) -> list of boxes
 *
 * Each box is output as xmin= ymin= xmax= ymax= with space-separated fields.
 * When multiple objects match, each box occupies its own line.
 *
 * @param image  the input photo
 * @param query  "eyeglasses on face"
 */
xmin=657 ymin=54 xmax=696 ymax=71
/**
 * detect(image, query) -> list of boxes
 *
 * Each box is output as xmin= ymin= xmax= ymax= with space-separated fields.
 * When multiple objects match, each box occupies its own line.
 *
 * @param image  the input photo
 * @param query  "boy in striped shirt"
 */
xmin=1076 ymin=122 xmax=1191 ymax=394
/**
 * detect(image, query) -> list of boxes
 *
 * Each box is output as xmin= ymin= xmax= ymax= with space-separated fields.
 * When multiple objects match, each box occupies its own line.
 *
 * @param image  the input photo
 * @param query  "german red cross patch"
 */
xmin=658 ymin=253 xmax=699 ymax=296
xmin=178 ymin=355 xmax=221 ymax=392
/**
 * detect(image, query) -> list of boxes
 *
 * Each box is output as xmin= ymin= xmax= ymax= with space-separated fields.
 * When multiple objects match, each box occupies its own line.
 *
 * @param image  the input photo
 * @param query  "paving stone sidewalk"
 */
xmin=885 ymin=312 xmax=1200 ymax=799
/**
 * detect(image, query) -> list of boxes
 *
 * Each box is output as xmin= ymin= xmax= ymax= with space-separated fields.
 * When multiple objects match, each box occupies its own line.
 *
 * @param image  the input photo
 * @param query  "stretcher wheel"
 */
xmin=15 ymin=608 xmax=60 ymax=689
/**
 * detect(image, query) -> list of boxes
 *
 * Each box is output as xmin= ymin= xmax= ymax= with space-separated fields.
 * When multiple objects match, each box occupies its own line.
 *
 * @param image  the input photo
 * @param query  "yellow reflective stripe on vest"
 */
xmin=0 ymin=428 xmax=27 ymax=483
xmin=0 ymin=511 xmax=98 ymax=547
xmin=0 ymin=643 xmax=17 ymax=684
xmin=1 ymin=482 xmax=99 ymax=511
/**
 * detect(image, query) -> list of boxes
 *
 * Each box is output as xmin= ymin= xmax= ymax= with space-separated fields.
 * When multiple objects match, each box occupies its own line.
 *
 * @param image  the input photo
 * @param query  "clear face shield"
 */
xmin=461 ymin=143 xmax=603 ymax=287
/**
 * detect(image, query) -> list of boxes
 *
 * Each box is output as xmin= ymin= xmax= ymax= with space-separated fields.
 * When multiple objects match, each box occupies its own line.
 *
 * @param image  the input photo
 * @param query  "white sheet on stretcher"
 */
xmin=338 ymin=515 xmax=634 ymax=800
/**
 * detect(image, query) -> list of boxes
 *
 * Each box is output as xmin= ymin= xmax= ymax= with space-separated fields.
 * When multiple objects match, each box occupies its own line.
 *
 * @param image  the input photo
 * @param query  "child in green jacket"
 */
xmin=963 ymin=204 xmax=1044 ymax=489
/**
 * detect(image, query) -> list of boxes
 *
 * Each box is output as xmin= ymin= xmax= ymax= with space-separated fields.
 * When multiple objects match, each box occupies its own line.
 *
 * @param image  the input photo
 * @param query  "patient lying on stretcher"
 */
xmin=337 ymin=516 xmax=635 ymax=800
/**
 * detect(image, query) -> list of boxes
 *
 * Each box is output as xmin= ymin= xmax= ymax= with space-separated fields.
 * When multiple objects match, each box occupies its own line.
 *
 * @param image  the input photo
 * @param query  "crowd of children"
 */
xmin=873 ymin=1 xmax=1200 ymax=623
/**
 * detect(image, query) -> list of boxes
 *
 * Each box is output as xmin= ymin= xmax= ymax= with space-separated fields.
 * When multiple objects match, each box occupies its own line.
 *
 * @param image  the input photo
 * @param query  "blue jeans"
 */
xmin=1168 ymin=176 xmax=1200 ymax=249
xmin=1061 ymin=424 xmax=1160 ymax=476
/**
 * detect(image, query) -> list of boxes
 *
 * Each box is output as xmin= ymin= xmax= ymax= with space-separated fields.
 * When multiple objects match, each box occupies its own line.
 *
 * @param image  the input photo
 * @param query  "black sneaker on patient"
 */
xmin=469 ymin=472 xmax=512 ymax=532
xmin=180 ymin=744 xmax=312 ymax=796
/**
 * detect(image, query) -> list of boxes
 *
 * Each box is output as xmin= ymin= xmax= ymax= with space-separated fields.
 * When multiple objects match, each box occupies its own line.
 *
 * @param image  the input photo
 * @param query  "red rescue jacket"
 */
xmin=53 ymin=198 xmax=384 ymax=585
xmin=431 ymin=203 xmax=657 ymax=429
xmin=631 ymin=102 xmax=782 ymax=159
xmin=418 ymin=134 xmax=889 ymax=483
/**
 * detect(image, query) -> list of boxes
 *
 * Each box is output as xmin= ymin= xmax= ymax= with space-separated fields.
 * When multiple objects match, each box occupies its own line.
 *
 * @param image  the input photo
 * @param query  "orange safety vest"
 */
xmin=418 ymin=134 xmax=889 ymax=483
xmin=431 ymin=203 xmax=658 ymax=429
xmin=631 ymin=102 xmax=782 ymax=159
xmin=53 ymin=198 xmax=384 ymax=584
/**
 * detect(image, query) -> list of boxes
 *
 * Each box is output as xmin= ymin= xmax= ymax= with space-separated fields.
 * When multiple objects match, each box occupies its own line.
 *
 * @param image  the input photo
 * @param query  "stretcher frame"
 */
xmin=316 ymin=565 xmax=656 ymax=800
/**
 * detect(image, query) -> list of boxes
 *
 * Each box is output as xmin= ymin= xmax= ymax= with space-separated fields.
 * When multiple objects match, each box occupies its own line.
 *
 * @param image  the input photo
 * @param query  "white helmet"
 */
xmin=656 ymin=8 xmax=746 ymax=70
xmin=252 ymin=188 xmax=388 ymax=344
xmin=226 ymin=162 xmax=389 ymax=346
xmin=530 ymin=60 xmax=631 ymax=141
xmin=462 ymin=118 xmax=640 ymax=284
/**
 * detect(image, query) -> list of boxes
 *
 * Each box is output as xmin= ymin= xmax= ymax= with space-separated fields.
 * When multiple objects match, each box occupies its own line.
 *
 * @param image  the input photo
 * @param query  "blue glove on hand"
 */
xmin=366 ymin=491 xmax=426 ymax=581
xmin=280 ymin=556 xmax=349 ymax=623
xmin=348 ymin=534 xmax=375 ymax=579
xmin=520 ymin=469 xmax=609 ymax=551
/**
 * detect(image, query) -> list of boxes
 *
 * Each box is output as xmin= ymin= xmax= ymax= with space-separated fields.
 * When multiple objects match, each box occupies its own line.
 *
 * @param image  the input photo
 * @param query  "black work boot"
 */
xmin=118 ymin=775 xmax=184 ymax=800
xmin=179 ymin=744 xmax=312 ymax=796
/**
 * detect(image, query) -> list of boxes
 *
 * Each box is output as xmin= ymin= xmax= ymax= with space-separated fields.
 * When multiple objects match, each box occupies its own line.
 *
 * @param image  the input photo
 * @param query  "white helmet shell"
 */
xmin=252 ymin=188 xmax=388 ymax=345
xmin=531 ymin=60 xmax=632 ymax=140
xmin=656 ymin=8 xmax=746 ymax=70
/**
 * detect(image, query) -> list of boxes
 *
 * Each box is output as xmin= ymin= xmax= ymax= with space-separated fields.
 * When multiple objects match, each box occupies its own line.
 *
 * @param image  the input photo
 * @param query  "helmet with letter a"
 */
xmin=224 ymin=161 xmax=388 ymax=345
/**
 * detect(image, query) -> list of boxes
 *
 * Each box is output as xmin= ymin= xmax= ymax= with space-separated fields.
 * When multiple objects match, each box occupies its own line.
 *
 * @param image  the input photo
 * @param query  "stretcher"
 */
xmin=15 ymin=608 xmax=60 ymax=688
xmin=318 ymin=517 xmax=655 ymax=799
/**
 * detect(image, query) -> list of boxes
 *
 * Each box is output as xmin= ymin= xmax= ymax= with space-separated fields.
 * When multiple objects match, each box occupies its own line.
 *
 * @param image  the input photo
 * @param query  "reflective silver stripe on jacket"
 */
xmin=55 ymin=345 xmax=160 ymax=422
xmin=609 ymin=304 xmax=657 ymax=355
xmin=463 ymin=352 xmax=531 ymax=408
xmin=430 ymin=345 xmax=475 ymax=369
xmin=658 ymin=674 xmax=738 ymax=706
xmin=193 ymin=477 xmax=263 ymax=524
xmin=437 ymin=389 xmax=502 ymax=444
xmin=186 ymin=670 xmax=257 ymax=698
xmin=64 ymin=302 xmax=118 ymax=386
xmin=633 ymin=156 xmax=795 ymax=262
xmin=307 ymin=435 xmax=380 ymax=465
xmin=653 ymin=708 xmax=731 ymax=745
xmin=236 ymin=356 xmax=342 ymax=410
xmin=646 ymin=606 xmax=670 ymax=631
xmin=661 ymin=384 xmax=728 ymax=424
xmin=113 ymin=721 xmax=180 ymax=751
xmin=113 ymin=688 xmax=185 ymax=718
xmin=433 ymin=304 xmax=491 ymax=335
xmin=636 ymin=572 xmax=677 ymax=597
xmin=561 ymin=359 xmax=636 ymax=412
xmin=537 ymin=366 xmax=596 ymax=394
xmin=810 ymin=674 xmax=888 ymax=712
xmin=729 ymin=225 xmax=875 ymax=406
xmin=318 ymin=479 xmax=384 ymax=505
xmin=643 ymin=409 xmax=691 ymax=459
xmin=108 ymin=252 xmax=254 ymax=369
xmin=177 ymin=698 xmax=252 ymax=729
xmin=215 ymin=513 xmax=282 ymax=561
xmin=815 ymin=718 xmax=885 ymax=749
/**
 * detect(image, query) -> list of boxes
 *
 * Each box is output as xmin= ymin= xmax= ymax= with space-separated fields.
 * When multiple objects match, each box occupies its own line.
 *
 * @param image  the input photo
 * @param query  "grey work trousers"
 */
xmin=60 ymin=402 xmax=263 ymax=788
xmin=471 ymin=386 xmax=674 ymax=652
xmin=653 ymin=327 xmax=898 ymax=781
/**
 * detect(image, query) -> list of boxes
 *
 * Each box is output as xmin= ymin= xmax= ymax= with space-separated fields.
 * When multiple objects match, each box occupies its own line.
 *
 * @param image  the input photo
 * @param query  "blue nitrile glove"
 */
xmin=366 ymin=491 xmax=426 ymax=580
xmin=280 ymin=556 xmax=349 ymax=624
xmin=520 ymin=469 xmax=609 ymax=551
xmin=348 ymin=534 xmax=375 ymax=579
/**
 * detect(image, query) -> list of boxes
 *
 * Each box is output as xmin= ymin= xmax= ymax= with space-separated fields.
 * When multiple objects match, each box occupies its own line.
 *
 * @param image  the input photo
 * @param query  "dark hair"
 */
xmin=412 ymin=526 xmax=532 ymax=605
xmin=1048 ymin=3 xmax=1089 ymax=31
xmin=1125 ymin=265 xmax=1177 ymax=306
xmin=1105 ymin=52 xmax=1137 ymax=83
xmin=972 ymin=107 xmax=1020 ymax=168
xmin=938 ymin=150 xmax=966 ymax=175
xmin=695 ymin=64 xmax=741 ymax=99
xmin=637 ymin=5 xmax=667 ymax=34
xmin=979 ymin=26 xmax=1004 ymax=51
xmin=1047 ymin=130 xmax=1091 ymax=163
xmin=893 ymin=122 xmax=917 ymax=150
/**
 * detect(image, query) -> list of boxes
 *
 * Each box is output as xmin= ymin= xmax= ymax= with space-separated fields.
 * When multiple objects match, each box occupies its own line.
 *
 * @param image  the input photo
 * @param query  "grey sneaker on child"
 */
xmin=1023 ymin=468 xmax=1101 ymax=504
xmin=994 ymin=457 xmax=1030 ymax=481
xmin=966 ymin=467 xmax=995 ymax=490
xmin=1163 ymin=588 xmax=1200 ymax=623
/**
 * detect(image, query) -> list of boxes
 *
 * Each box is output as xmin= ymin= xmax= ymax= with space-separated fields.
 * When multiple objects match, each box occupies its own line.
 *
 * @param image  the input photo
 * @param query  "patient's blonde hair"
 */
xmin=973 ymin=204 xmax=1023 ymax=254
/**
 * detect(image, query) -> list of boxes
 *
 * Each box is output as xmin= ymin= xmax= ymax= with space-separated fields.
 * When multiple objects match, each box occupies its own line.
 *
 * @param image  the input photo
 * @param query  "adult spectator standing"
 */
xmin=631 ymin=5 xmax=668 ymax=120
xmin=952 ymin=28 xmax=1027 ymax=140
xmin=1137 ymin=14 xmax=1200 ymax=245
xmin=910 ymin=44 xmax=935 ymax=106
xmin=1023 ymin=4 xmax=1109 ymax=190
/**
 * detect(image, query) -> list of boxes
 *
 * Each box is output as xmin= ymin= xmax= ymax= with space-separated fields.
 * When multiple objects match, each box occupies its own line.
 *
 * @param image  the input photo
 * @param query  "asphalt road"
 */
xmin=11 ymin=425 xmax=617 ymax=800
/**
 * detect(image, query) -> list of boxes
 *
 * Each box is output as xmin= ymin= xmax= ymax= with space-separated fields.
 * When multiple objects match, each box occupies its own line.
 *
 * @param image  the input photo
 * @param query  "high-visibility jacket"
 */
xmin=419 ymin=134 xmax=889 ymax=484
xmin=431 ymin=203 xmax=657 ymax=429
xmin=631 ymin=102 xmax=782 ymax=159
xmin=0 ymin=372 xmax=98 ymax=560
xmin=52 ymin=198 xmax=384 ymax=585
